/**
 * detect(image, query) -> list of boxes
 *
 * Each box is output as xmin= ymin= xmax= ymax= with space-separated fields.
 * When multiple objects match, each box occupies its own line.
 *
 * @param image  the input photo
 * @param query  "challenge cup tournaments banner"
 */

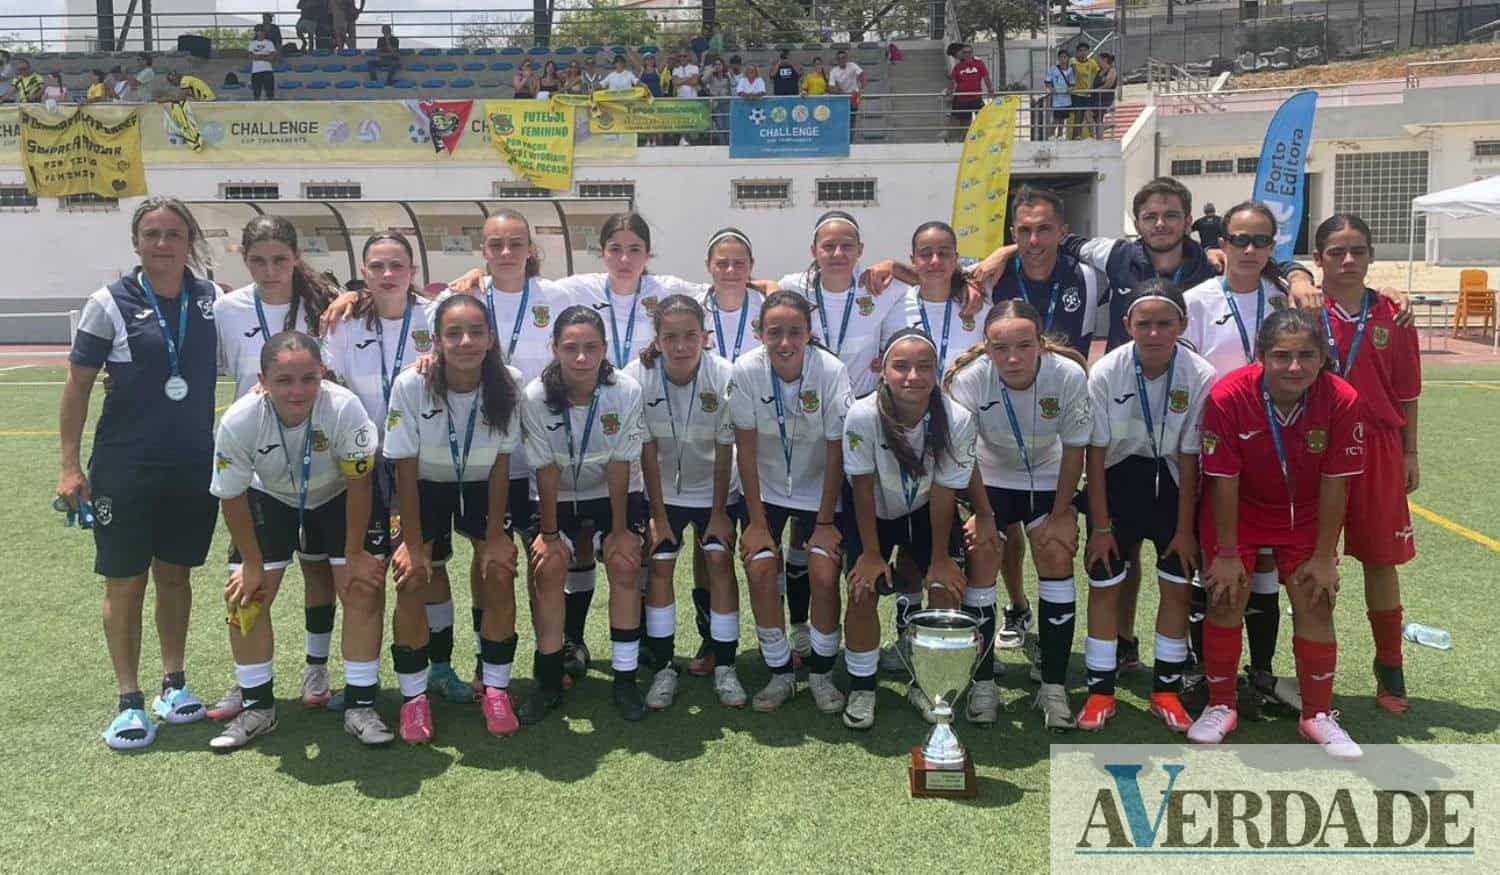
xmin=18 ymin=105 xmax=147 ymax=198
xmin=951 ymin=97 xmax=1019 ymax=261
xmin=728 ymin=96 xmax=850 ymax=159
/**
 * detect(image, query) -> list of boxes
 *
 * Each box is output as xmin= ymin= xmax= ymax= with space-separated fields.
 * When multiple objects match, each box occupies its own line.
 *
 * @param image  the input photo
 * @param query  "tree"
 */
xmin=553 ymin=0 xmax=661 ymax=48
xmin=956 ymin=0 xmax=1044 ymax=86
xmin=459 ymin=14 xmax=530 ymax=50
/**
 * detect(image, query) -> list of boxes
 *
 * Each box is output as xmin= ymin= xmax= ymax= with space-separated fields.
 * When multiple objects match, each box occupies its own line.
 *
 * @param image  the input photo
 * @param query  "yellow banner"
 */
xmin=951 ymin=98 xmax=1019 ymax=261
xmin=484 ymin=100 xmax=576 ymax=191
xmin=20 ymin=105 xmax=147 ymax=198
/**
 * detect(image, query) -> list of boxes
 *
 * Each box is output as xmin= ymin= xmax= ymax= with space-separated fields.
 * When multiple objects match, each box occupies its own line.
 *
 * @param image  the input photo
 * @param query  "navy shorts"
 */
xmin=984 ymin=485 xmax=1058 ymax=534
xmin=227 ymin=487 xmax=388 ymax=570
xmin=649 ymin=501 xmax=744 ymax=560
xmin=1082 ymin=455 xmax=1188 ymax=585
xmin=556 ymin=492 xmax=649 ymax=562
xmin=90 ymin=460 xmax=217 ymax=579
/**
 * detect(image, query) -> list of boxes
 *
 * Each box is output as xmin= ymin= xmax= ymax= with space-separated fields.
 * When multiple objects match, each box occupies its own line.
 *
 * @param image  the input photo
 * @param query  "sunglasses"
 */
xmin=1224 ymin=233 xmax=1275 ymax=249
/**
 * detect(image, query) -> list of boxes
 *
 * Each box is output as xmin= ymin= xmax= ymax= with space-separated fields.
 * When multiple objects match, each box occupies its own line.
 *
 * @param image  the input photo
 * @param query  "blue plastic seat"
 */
xmin=273 ymin=64 xmax=290 ymax=73
xmin=473 ymin=47 xmax=496 ymax=56
xmin=478 ymin=80 xmax=503 ymax=89
xmin=858 ymin=41 xmax=880 ymax=49
xmin=555 ymin=46 xmax=578 ymax=55
xmin=418 ymin=47 xmax=442 ymax=56
xmin=294 ymin=63 xmax=319 ymax=73
xmin=221 ymin=82 xmax=243 ymax=91
xmin=306 ymin=80 xmax=330 ymax=90
xmin=801 ymin=43 xmax=821 ymax=50
xmin=490 ymin=62 xmax=513 ymax=71
xmin=445 ymin=48 xmax=467 ymax=56
xmin=462 ymin=62 xmax=486 ymax=72
xmin=337 ymin=48 xmax=360 ymax=57
xmin=500 ymin=46 xmax=524 ymax=56
xmin=280 ymin=80 xmax=302 ymax=90
xmin=335 ymin=79 xmax=360 ymax=90
xmin=421 ymin=78 xmax=446 ymax=88
xmin=405 ymin=62 xmax=429 ymax=73
xmin=608 ymin=45 xmax=625 ymax=54
xmin=528 ymin=46 xmax=550 ymax=56
xmin=392 ymin=79 xmax=417 ymax=89
xmin=450 ymin=79 xmax=475 ymax=88
xmin=582 ymin=45 xmax=604 ymax=55
xmin=398 ymin=48 xmax=415 ymax=55
xmin=351 ymin=62 xmax=369 ymax=72
xmin=312 ymin=48 xmax=332 ymax=57
xmin=434 ymin=62 xmax=457 ymax=72
xmin=363 ymin=81 xmax=385 ymax=90
xmin=321 ymin=63 xmax=347 ymax=73
xmin=637 ymin=45 xmax=658 ymax=55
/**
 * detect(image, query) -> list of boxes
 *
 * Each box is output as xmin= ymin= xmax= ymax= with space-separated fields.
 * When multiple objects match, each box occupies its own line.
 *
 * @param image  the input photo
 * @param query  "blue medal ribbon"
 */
xmin=273 ymin=403 xmax=316 ymax=551
xmin=814 ymin=282 xmax=858 ymax=356
xmin=487 ymin=276 xmax=532 ymax=361
xmin=1132 ymin=345 xmax=1177 ymax=497
xmin=1320 ymin=290 xmax=1373 ymax=378
xmin=607 ymin=279 xmax=643 ymax=368
xmin=996 ymin=369 xmax=1036 ymax=509
xmin=253 ymin=286 xmax=301 ymax=340
xmin=1260 ymin=378 xmax=1298 ymax=531
xmin=1220 ymin=277 xmax=1265 ymax=364
xmin=659 ymin=360 xmax=700 ymax=495
xmin=768 ymin=361 xmax=804 ymax=497
xmin=375 ymin=299 xmax=414 ymax=410
xmin=916 ymin=297 xmax=955 ymax=368
xmin=709 ymin=289 xmax=751 ymax=360
xmin=896 ymin=413 xmax=931 ymax=516
xmin=138 ymin=270 xmax=191 ymax=386
xmin=445 ymin=391 xmax=481 ymax=516
xmin=1014 ymin=257 xmax=1061 ymax=332
xmin=561 ymin=384 xmax=602 ymax=508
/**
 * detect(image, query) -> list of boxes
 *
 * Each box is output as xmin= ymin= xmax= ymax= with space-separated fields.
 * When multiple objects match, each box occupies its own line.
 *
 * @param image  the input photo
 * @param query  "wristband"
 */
xmin=1092 ymin=525 xmax=1113 ymax=535
xmin=816 ymin=520 xmax=836 ymax=528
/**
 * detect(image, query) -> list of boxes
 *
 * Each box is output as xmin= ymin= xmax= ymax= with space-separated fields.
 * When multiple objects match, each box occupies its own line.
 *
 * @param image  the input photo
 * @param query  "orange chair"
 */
xmin=1453 ymin=269 xmax=1496 ymax=338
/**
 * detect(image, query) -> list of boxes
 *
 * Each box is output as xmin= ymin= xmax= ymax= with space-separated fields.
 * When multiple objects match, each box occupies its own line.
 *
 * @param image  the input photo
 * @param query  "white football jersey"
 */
xmin=699 ymin=286 xmax=764 ymax=359
xmin=214 ymin=285 xmax=320 ymax=400
xmin=381 ymin=366 xmax=524 ymax=483
xmin=901 ymin=289 xmax=987 ymax=374
xmin=945 ymin=351 xmax=1092 ymax=491
xmin=321 ymin=300 xmax=435 ymax=432
xmin=623 ymin=353 xmax=737 ymax=509
xmin=1182 ymin=276 xmax=1287 ymax=377
xmin=777 ymin=272 xmax=911 ymax=397
xmin=842 ymin=393 xmax=976 ymax=519
xmin=1088 ymin=341 xmax=1217 ymax=485
xmin=520 ymin=370 xmax=647 ymax=501
xmin=551 ymin=273 xmax=705 ymax=369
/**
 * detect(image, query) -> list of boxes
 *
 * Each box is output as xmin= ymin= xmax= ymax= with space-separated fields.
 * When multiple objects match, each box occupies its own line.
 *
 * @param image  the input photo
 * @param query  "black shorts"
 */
xmin=420 ymin=479 xmax=489 ymax=565
xmin=1082 ymin=455 xmax=1188 ymax=585
xmin=227 ymin=488 xmax=387 ymax=570
xmin=950 ymin=96 xmax=982 ymax=122
xmin=650 ymin=501 xmax=744 ymax=560
xmin=984 ymin=485 xmax=1058 ymax=534
xmin=556 ymin=492 xmax=649 ymax=560
xmin=752 ymin=502 xmax=821 ymax=562
xmin=842 ymin=506 xmax=963 ymax=577
xmin=423 ymin=477 xmax=533 ymax=566
xmin=89 ymin=460 xmax=217 ymax=579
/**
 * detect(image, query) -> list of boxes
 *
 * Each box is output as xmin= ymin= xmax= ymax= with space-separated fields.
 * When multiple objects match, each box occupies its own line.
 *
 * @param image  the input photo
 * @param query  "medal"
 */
xmin=139 ymin=270 xmax=192 ymax=403
xmin=164 ymin=375 xmax=189 ymax=401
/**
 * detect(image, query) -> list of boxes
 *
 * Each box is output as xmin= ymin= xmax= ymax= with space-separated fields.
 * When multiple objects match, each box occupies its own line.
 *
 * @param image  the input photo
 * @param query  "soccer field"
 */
xmin=5 ymin=363 xmax=1499 ymax=873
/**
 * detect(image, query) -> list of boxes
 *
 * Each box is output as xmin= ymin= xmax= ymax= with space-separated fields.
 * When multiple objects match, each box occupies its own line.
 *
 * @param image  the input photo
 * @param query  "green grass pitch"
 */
xmin=3 ymin=363 xmax=1498 ymax=873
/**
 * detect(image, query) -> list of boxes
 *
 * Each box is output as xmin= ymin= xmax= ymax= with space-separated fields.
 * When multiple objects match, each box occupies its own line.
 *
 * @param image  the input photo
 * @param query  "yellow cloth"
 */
xmin=1069 ymin=58 xmax=1099 ymax=95
xmin=179 ymin=75 xmax=216 ymax=101
xmin=13 ymin=72 xmax=43 ymax=102
xmin=86 ymin=83 xmax=107 ymax=102
xmin=802 ymin=71 xmax=828 ymax=95
xmin=950 ymin=98 xmax=1019 ymax=261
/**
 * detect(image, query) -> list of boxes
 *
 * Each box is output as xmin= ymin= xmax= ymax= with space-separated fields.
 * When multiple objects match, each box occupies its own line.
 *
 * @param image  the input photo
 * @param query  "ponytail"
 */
xmin=941 ymin=299 xmax=1087 ymax=391
xmin=428 ymin=295 xmax=519 ymax=433
xmin=542 ymin=305 xmax=615 ymax=414
xmin=288 ymin=260 xmax=336 ymax=334
xmin=876 ymin=329 xmax=954 ymax=482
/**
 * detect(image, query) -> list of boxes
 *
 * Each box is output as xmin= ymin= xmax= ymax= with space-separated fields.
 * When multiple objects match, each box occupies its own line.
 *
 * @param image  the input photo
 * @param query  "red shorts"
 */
xmin=1199 ymin=501 xmax=1315 ymax=582
xmin=1344 ymin=424 xmax=1415 ymax=565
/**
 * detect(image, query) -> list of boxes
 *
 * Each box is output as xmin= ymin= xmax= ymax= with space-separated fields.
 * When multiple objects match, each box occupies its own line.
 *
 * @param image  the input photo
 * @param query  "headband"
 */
xmin=814 ymin=214 xmax=859 ymax=237
xmin=706 ymin=230 xmax=753 ymax=257
xmin=1124 ymin=292 xmax=1186 ymax=320
xmin=881 ymin=332 xmax=937 ymax=368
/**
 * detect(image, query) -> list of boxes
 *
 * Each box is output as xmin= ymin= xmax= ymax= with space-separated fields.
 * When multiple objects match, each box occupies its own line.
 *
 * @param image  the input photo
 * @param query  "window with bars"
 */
xmin=1333 ymin=151 xmax=1428 ymax=246
xmin=492 ymin=182 xmax=556 ymax=198
xmin=1205 ymin=159 xmax=1235 ymax=174
xmin=815 ymin=178 xmax=876 ymax=206
xmin=732 ymin=179 xmax=792 ymax=208
xmin=303 ymin=182 xmax=362 ymax=200
xmin=578 ymin=181 xmax=636 ymax=199
xmin=1237 ymin=157 xmax=1259 ymax=174
xmin=1474 ymin=140 xmax=1500 ymax=159
xmin=0 ymin=185 xmax=38 ymax=209
xmin=221 ymin=183 xmax=280 ymax=201
xmin=1169 ymin=159 xmax=1202 ymax=177
xmin=61 ymin=192 xmax=119 ymax=211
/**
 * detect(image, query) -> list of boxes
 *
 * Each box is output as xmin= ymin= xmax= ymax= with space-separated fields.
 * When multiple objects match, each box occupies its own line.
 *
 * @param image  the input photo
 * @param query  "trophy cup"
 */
xmin=901 ymin=608 xmax=982 ymax=798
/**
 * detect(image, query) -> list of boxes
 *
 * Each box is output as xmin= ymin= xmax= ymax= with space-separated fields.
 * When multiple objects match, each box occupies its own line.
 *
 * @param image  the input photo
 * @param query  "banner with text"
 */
xmin=485 ymin=100 xmax=576 ymax=191
xmin=1253 ymin=90 xmax=1317 ymax=264
xmin=951 ymin=97 xmax=1019 ymax=261
xmin=20 ymin=106 xmax=147 ymax=198
xmin=728 ymin=96 xmax=849 ymax=159
xmin=589 ymin=91 xmax=710 ymax=134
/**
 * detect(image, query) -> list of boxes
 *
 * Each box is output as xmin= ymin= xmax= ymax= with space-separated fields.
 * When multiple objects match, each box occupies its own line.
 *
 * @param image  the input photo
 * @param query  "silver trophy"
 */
xmin=901 ymin=608 xmax=982 ymax=796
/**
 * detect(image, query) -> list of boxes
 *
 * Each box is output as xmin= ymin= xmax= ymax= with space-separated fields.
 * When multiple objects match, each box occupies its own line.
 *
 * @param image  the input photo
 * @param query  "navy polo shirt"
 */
xmin=69 ymin=268 xmax=220 ymax=468
xmin=991 ymin=253 xmax=1102 ymax=357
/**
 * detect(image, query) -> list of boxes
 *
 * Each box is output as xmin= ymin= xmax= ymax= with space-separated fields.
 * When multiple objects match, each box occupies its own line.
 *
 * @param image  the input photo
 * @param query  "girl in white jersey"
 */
xmin=841 ymin=328 xmax=977 ymax=729
xmin=730 ymin=291 xmax=853 ymax=715
xmin=624 ymin=295 xmax=743 ymax=709
xmin=207 ymin=216 xmax=340 ymax=722
xmin=209 ymin=332 xmax=389 ymax=749
xmin=1180 ymin=201 xmax=1300 ymax=717
xmin=945 ymin=299 xmax=1092 ymax=731
xmin=384 ymin=295 xmax=525 ymax=742
xmin=1080 ymin=279 xmax=1216 ymax=735
xmin=519 ymin=305 xmax=650 ymax=724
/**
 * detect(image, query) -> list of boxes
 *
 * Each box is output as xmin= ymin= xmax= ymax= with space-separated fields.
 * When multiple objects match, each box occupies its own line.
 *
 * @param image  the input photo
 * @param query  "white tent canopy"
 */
xmin=1407 ymin=174 xmax=1500 ymax=351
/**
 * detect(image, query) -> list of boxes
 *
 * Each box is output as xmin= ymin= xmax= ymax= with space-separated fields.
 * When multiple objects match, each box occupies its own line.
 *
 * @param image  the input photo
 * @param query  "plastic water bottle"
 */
xmin=1403 ymin=623 xmax=1452 ymax=651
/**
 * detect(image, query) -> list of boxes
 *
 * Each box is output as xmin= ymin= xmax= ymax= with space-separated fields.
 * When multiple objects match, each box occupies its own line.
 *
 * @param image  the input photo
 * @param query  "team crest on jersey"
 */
xmin=312 ymin=429 xmax=330 ymax=452
xmin=1061 ymin=287 xmax=1082 ymax=313
xmin=531 ymin=305 xmax=550 ymax=327
xmin=197 ymin=297 xmax=215 ymax=320
xmin=412 ymin=330 xmax=433 ymax=353
xmin=699 ymin=391 xmax=719 ymax=413
xmin=1372 ymin=326 xmax=1390 ymax=349
xmin=1306 ymin=429 xmax=1328 ymax=453
xmin=93 ymin=496 xmax=113 ymax=526
xmin=961 ymin=314 xmax=976 ymax=331
xmin=1168 ymin=388 xmax=1189 ymax=414
xmin=641 ymin=296 xmax=660 ymax=316
xmin=1202 ymin=431 xmax=1218 ymax=455
xmin=846 ymin=431 xmax=864 ymax=450
xmin=1038 ymin=396 xmax=1061 ymax=419
xmin=215 ymin=452 xmax=232 ymax=472
xmin=856 ymin=296 xmax=875 ymax=317
xmin=386 ymin=409 xmax=402 ymax=431
xmin=799 ymin=389 xmax=820 ymax=414
xmin=601 ymin=413 xmax=621 ymax=436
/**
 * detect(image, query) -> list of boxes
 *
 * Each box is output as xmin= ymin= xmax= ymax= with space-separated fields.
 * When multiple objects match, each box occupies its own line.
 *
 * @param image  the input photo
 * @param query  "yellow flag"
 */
xmin=951 ymin=97 xmax=1019 ymax=261
xmin=484 ymin=100 xmax=575 ymax=191
xmin=20 ymin=105 xmax=147 ymax=198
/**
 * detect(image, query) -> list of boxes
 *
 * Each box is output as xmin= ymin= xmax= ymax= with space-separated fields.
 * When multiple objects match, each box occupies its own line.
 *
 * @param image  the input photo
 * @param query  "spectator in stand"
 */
xmin=690 ymin=29 xmax=710 ymax=65
xmin=538 ymin=60 xmax=561 ymax=99
xmin=1044 ymin=48 xmax=1073 ymax=141
xmin=1192 ymin=203 xmax=1224 ymax=250
xmin=261 ymin=13 xmax=284 ymax=49
xmin=296 ymin=0 xmax=323 ymax=52
xmin=248 ymin=25 xmax=280 ymax=101
xmin=945 ymin=42 xmax=993 ymax=141
xmin=580 ymin=53 xmax=603 ymax=93
xmin=828 ymin=49 xmax=867 ymax=141
xmin=671 ymin=50 xmax=702 ymax=145
xmin=1094 ymin=51 xmax=1118 ymax=135
xmin=703 ymin=57 xmax=731 ymax=145
xmin=562 ymin=60 xmax=586 ymax=95
xmin=801 ymin=56 xmax=828 ymax=96
xmin=127 ymin=54 xmax=156 ymax=101
xmin=107 ymin=67 xmax=127 ymax=101
xmin=727 ymin=54 xmax=743 ymax=82
xmin=41 ymin=72 xmax=68 ymax=111
xmin=0 ymin=52 xmax=13 ymax=102
xmin=166 ymin=70 xmax=216 ymax=102
xmin=708 ymin=24 xmax=724 ymax=59
xmin=601 ymin=54 xmax=639 ymax=91
xmin=370 ymin=25 xmax=400 ymax=84
xmin=86 ymin=69 xmax=109 ymax=104
xmin=640 ymin=53 xmax=664 ymax=96
xmin=512 ymin=60 xmax=539 ymax=99
xmin=9 ymin=58 xmax=42 ymax=103
xmin=332 ymin=0 xmax=364 ymax=51
xmin=770 ymin=49 xmax=801 ymax=96
xmin=1069 ymin=42 xmax=1100 ymax=139
xmin=734 ymin=62 xmax=766 ymax=99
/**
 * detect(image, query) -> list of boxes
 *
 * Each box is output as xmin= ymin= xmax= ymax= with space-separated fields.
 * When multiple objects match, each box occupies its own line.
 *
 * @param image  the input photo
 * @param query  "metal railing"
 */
xmin=1405 ymin=55 xmax=1500 ymax=86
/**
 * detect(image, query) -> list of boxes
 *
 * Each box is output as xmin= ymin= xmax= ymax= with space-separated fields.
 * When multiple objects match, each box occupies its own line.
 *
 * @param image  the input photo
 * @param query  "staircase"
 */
xmin=1103 ymin=102 xmax=1144 ymax=139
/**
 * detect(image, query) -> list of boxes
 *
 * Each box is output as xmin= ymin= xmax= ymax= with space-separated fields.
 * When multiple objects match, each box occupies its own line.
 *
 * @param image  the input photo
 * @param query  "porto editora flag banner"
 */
xmin=484 ymin=100 xmax=576 ymax=191
xmin=1253 ymin=90 xmax=1318 ymax=264
xmin=951 ymin=97 xmax=1019 ymax=261
xmin=19 ymin=105 xmax=147 ymax=198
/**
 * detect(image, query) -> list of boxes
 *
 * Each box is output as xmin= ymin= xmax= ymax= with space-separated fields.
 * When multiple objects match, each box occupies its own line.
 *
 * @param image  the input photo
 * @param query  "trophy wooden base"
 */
xmin=909 ymin=746 xmax=977 ymax=799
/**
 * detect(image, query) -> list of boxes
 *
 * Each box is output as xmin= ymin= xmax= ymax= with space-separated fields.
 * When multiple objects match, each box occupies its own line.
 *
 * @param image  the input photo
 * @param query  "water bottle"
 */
xmin=1403 ymin=623 xmax=1452 ymax=651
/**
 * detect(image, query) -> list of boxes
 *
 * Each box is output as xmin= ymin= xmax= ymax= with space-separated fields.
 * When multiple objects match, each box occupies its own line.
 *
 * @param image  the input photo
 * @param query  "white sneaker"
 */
xmin=645 ymin=666 xmax=679 ymax=710
xmin=807 ymin=671 xmax=846 ymax=715
xmin=789 ymin=622 xmax=812 ymax=660
xmin=1299 ymin=711 xmax=1363 ymax=761
xmin=879 ymin=637 xmax=911 ymax=673
xmin=344 ymin=706 xmax=395 ymax=745
xmin=209 ymin=706 xmax=278 ymax=751
xmin=966 ymin=679 xmax=1000 ymax=725
xmin=752 ymin=672 xmax=797 ymax=712
xmin=908 ymin=684 xmax=939 ymax=724
xmin=206 ymin=685 xmax=244 ymax=721
xmin=842 ymin=690 xmax=876 ymax=730
xmin=1034 ymin=683 xmax=1075 ymax=731
xmin=300 ymin=663 xmax=332 ymax=707
xmin=714 ymin=666 xmax=747 ymax=708
xmin=1187 ymin=704 xmax=1239 ymax=744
